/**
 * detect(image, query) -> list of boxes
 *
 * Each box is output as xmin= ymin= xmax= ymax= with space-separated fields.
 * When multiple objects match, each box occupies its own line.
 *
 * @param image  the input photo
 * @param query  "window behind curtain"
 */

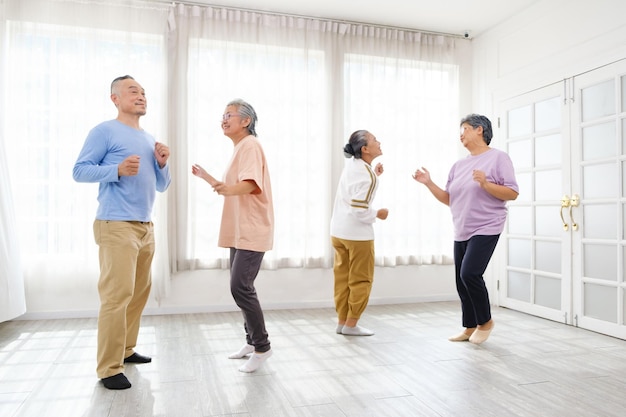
xmin=181 ymin=36 xmax=459 ymax=271
xmin=185 ymin=38 xmax=331 ymax=270
xmin=3 ymin=20 xmax=166 ymax=288
xmin=344 ymin=53 xmax=458 ymax=265
xmin=4 ymin=2 xmax=462 ymax=300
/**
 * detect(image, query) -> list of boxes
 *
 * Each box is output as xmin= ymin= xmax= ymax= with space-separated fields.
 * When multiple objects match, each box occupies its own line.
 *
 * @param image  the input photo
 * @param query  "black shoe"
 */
xmin=124 ymin=352 xmax=152 ymax=364
xmin=101 ymin=373 xmax=131 ymax=390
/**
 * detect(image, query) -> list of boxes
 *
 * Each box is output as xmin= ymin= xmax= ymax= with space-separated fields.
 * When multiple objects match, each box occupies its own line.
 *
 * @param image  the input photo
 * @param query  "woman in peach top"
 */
xmin=192 ymin=99 xmax=274 ymax=373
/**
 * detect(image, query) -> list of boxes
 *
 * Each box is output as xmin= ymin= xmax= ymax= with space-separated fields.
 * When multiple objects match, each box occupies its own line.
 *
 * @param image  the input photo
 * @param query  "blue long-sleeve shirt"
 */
xmin=73 ymin=119 xmax=171 ymax=221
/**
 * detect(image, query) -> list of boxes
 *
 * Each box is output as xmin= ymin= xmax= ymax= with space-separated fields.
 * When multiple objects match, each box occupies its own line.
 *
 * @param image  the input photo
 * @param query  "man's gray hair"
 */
xmin=110 ymin=75 xmax=134 ymax=95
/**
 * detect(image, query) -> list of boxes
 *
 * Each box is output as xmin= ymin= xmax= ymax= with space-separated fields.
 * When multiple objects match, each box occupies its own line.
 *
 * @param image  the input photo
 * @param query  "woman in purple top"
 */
xmin=412 ymin=114 xmax=518 ymax=344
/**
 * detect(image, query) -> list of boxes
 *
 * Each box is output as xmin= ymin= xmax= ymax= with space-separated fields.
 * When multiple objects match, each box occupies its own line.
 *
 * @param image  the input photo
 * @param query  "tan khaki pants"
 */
xmin=93 ymin=220 xmax=154 ymax=378
xmin=331 ymin=236 xmax=374 ymax=321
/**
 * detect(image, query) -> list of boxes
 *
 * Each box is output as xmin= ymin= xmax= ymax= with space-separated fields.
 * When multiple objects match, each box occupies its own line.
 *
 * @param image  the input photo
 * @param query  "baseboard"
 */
xmin=14 ymin=294 xmax=458 ymax=320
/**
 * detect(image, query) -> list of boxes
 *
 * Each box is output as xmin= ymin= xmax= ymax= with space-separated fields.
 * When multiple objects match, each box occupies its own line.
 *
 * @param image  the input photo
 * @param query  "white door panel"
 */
xmin=498 ymin=81 xmax=571 ymax=324
xmin=497 ymin=59 xmax=626 ymax=339
xmin=572 ymin=60 xmax=626 ymax=339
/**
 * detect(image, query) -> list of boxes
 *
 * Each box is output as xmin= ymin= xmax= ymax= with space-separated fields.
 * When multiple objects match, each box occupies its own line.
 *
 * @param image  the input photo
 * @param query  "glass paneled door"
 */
xmin=499 ymin=82 xmax=573 ymax=323
xmin=571 ymin=60 xmax=626 ymax=339
xmin=498 ymin=59 xmax=626 ymax=339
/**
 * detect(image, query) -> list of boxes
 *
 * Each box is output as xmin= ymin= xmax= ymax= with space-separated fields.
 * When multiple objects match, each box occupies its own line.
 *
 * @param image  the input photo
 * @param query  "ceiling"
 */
xmin=181 ymin=0 xmax=540 ymax=38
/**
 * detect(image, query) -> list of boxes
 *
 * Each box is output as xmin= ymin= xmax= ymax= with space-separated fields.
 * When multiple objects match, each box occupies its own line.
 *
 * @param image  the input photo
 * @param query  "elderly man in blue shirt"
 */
xmin=73 ymin=75 xmax=171 ymax=390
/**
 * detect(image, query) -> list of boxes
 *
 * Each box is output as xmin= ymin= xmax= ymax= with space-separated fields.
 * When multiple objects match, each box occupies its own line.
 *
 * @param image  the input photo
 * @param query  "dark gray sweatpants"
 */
xmin=229 ymin=248 xmax=271 ymax=353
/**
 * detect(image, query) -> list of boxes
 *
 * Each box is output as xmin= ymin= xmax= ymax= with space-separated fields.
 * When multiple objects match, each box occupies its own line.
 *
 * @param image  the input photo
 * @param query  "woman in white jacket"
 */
xmin=330 ymin=130 xmax=388 ymax=336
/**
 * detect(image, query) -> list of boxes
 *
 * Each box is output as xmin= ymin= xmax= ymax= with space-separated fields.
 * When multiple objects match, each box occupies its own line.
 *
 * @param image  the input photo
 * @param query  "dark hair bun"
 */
xmin=343 ymin=143 xmax=355 ymax=158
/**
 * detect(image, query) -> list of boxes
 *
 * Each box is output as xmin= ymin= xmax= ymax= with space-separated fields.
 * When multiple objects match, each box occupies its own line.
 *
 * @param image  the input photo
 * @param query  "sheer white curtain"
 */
xmin=169 ymin=4 xmax=461 ymax=272
xmin=0 ymin=0 xmax=26 ymax=320
xmin=340 ymin=32 xmax=460 ymax=265
xmin=2 ymin=0 xmax=171 ymax=312
xmin=169 ymin=4 xmax=334 ymax=271
xmin=0 ymin=150 xmax=25 ymax=322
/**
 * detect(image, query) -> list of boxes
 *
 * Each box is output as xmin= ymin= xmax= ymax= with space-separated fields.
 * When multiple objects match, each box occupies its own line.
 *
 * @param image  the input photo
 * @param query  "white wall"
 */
xmin=147 ymin=265 xmax=457 ymax=315
xmin=472 ymin=0 xmax=626 ymax=299
xmin=473 ymin=0 xmax=626 ymax=108
xmin=22 ymin=265 xmax=457 ymax=319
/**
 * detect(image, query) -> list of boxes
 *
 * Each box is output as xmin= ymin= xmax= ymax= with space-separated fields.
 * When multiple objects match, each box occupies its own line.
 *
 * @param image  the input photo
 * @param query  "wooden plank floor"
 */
xmin=1 ymin=301 xmax=625 ymax=417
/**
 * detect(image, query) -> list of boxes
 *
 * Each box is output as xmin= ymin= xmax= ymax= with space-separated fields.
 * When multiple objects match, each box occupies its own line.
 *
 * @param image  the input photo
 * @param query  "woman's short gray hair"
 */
xmin=228 ymin=98 xmax=258 ymax=137
xmin=343 ymin=130 xmax=369 ymax=159
xmin=460 ymin=114 xmax=493 ymax=145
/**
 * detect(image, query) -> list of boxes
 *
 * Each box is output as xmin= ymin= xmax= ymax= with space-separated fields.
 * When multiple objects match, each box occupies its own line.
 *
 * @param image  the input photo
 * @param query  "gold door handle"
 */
xmin=569 ymin=194 xmax=579 ymax=231
xmin=560 ymin=195 xmax=570 ymax=231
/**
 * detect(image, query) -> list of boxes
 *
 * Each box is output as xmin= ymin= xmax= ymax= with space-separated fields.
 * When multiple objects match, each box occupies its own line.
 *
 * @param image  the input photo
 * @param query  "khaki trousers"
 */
xmin=93 ymin=220 xmax=154 ymax=378
xmin=331 ymin=236 xmax=375 ymax=321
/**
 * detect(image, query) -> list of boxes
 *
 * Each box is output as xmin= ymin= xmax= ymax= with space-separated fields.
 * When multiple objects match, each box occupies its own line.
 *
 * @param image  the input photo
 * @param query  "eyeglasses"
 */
xmin=222 ymin=113 xmax=241 ymax=121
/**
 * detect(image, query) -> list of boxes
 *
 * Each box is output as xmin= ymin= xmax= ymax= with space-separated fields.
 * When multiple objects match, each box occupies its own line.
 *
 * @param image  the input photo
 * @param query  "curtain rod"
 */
xmin=161 ymin=0 xmax=466 ymax=39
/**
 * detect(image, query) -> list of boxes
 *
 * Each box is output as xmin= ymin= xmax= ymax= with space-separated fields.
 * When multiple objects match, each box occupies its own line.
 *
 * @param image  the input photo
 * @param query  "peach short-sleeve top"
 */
xmin=218 ymin=135 xmax=274 ymax=252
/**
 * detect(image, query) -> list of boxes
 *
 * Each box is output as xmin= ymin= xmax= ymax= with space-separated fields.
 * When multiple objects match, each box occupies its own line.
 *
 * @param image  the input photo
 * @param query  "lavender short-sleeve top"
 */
xmin=446 ymin=148 xmax=518 ymax=241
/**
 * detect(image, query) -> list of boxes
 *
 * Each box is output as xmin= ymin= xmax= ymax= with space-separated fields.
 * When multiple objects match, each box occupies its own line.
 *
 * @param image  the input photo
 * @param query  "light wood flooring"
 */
xmin=1 ymin=301 xmax=626 ymax=417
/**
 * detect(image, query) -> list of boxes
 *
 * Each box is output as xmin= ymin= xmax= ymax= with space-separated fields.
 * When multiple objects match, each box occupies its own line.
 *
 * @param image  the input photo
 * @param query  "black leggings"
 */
xmin=453 ymin=235 xmax=500 ymax=328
